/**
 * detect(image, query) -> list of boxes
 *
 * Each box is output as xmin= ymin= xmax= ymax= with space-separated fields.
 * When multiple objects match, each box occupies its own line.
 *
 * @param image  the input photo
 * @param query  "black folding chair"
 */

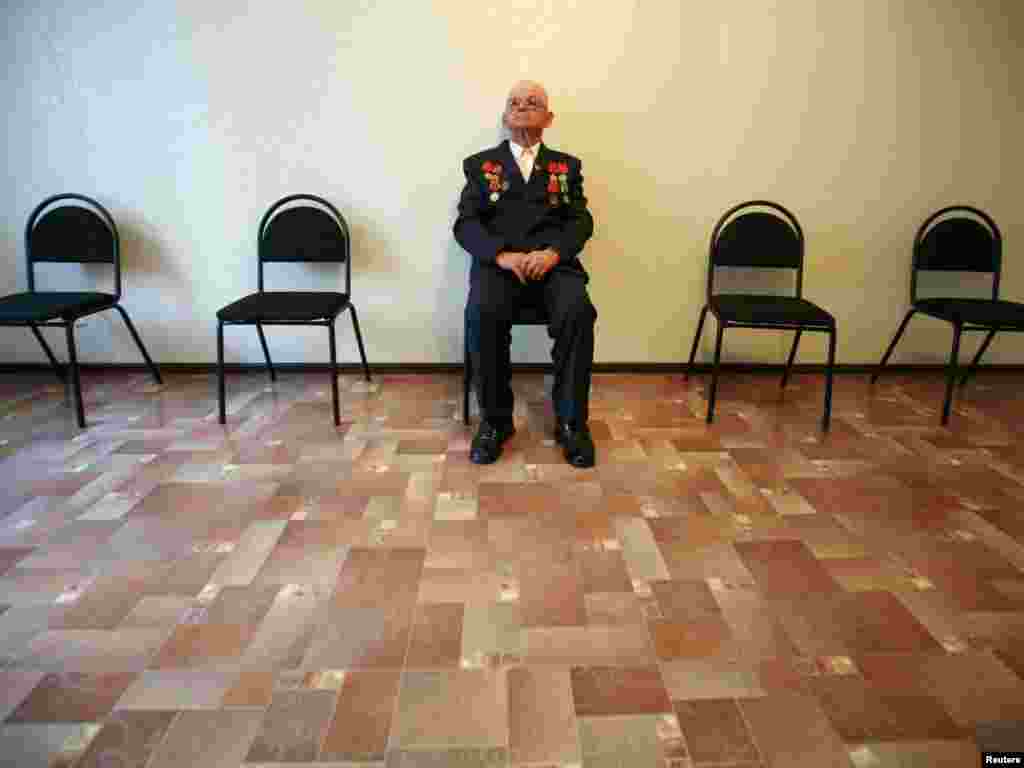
xmin=872 ymin=205 xmax=1021 ymax=425
xmin=216 ymin=194 xmax=370 ymax=426
xmin=0 ymin=193 xmax=161 ymax=428
xmin=686 ymin=200 xmax=837 ymax=430
xmin=462 ymin=301 xmax=548 ymax=425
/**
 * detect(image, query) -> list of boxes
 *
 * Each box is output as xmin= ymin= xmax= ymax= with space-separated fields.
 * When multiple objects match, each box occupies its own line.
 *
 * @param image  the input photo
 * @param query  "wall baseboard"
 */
xmin=2 ymin=362 xmax=1023 ymax=376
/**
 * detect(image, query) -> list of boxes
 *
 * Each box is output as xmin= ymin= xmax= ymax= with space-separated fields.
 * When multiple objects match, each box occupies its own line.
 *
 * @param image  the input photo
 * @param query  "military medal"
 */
xmin=482 ymin=160 xmax=505 ymax=202
xmin=546 ymin=160 xmax=571 ymax=206
xmin=547 ymin=165 xmax=559 ymax=206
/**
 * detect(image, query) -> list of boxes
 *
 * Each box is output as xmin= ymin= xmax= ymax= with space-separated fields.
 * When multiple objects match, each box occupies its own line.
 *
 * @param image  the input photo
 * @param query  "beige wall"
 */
xmin=2 ymin=1 xmax=1021 ymax=365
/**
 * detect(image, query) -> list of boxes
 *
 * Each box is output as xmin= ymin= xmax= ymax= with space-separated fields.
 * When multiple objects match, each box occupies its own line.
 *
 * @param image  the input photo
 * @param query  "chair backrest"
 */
xmin=257 ymin=194 xmax=351 ymax=294
xmin=911 ymin=205 xmax=1001 ymax=303
xmin=707 ymin=200 xmax=805 ymax=301
xmin=25 ymin=193 xmax=120 ymax=297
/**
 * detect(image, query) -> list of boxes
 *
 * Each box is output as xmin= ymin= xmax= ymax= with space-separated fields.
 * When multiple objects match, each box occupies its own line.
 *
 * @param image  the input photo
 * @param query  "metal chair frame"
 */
xmin=0 ymin=193 xmax=161 ymax=428
xmin=217 ymin=194 xmax=370 ymax=426
xmin=872 ymin=205 xmax=1017 ymax=425
xmin=686 ymin=200 xmax=836 ymax=431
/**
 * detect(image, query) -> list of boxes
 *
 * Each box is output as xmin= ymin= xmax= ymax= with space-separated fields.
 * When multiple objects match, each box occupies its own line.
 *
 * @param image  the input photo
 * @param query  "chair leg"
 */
xmin=781 ymin=329 xmax=802 ymax=389
xmin=463 ymin=331 xmax=473 ymax=426
xmin=959 ymin=328 xmax=996 ymax=387
xmin=685 ymin=305 xmax=709 ymax=380
xmin=113 ymin=305 xmax=162 ymax=385
xmin=64 ymin=322 xmax=86 ymax=429
xmin=29 ymin=324 xmax=64 ymax=382
xmin=217 ymin=321 xmax=227 ymax=425
xmin=823 ymin=328 xmax=836 ymax=432
xmin=328 ymin=321 xmax=340 ymax=427
xmin=254 ymin=323 xmax=276 ymax=382
xmin=349 ymin=305 xmax=371 ymax=382
xmin=872 ymin=309 xmax=916 ymax=384
xmin=706 ymin=320 xmax=725 ymax=424
xmin=942 ymin=323 xmax=963 ymax=426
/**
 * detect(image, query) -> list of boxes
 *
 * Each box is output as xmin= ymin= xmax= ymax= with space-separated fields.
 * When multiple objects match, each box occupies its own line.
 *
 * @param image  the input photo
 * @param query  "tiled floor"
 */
xmin=1 ymin=366 xmax=1023 ymax=767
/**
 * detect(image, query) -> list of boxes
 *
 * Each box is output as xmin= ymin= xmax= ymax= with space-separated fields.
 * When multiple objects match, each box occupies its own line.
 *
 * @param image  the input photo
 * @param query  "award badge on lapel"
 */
xmin=546 ymin=161 xmax=570 ymax=206
xmin=482 ymin=160 xmax=509 ymax=202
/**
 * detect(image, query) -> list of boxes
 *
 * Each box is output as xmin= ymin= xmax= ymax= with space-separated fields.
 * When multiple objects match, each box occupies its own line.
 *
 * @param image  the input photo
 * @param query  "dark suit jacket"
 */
xmin=453 ymin=140 xmax=594 ymax=280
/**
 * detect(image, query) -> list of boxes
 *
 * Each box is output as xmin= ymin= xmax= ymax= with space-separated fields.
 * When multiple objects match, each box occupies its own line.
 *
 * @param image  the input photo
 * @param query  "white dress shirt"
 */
xmin=510 ymin=140 xmax=541 ymax=181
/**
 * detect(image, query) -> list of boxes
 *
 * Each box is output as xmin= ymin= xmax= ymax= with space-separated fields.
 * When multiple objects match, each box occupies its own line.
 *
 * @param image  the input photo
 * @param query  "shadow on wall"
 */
xmin=437 ymin=234 xmax=471 ymax=364
xmin=118 ymin=213 xmax=169 ymax=279
xmin=213 ymin=195 xmax=394 ymax=367
xmin=345 ymin=211 xmax=397 ymax=278
xmin=0 ymin=221 xmax=20 ymax=296
xmin=226 ymin=193 xmax=399 ymax=286
xmin=0 ymin=204 xmax=175 ymax=364
xmin=434 ymin=121 xmax=506 ymax=364
xmin=62 ymin=211 xmax=176 ymax=363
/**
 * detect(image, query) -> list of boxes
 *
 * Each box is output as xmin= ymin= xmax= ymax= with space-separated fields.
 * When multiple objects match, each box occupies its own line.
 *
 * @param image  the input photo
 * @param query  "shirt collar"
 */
xmin=509 ymin=140 xmax=541 ymax=160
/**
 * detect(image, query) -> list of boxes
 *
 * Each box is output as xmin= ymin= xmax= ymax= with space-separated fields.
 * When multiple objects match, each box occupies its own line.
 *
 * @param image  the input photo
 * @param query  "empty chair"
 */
xmin=0 ymin=193 xmax=161 ymax=428
xmin=872 ymin=205 xmax=1021 ymax=424
xmin=216 ymin=194 xmax=370 ymax=426
xmin=686 ymin=200 xmax=837 ymax=430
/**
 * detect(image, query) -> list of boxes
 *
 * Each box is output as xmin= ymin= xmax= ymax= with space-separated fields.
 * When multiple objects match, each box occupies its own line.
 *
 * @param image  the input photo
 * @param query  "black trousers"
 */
xmin=467 ymin=265 xmax=597 ymax=427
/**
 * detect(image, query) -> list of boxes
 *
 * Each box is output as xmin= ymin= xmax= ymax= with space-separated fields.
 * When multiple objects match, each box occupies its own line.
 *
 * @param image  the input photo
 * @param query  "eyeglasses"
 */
xmin=506 ymin=97 xmax=548 ymax=112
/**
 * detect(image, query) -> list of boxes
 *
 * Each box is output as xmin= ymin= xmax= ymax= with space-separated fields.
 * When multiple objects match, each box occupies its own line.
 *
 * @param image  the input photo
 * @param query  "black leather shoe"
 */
xmin=470 ymin=421 xmax=516 ymax=464
xmin=555 ymin=421 xmax=595 ymax=468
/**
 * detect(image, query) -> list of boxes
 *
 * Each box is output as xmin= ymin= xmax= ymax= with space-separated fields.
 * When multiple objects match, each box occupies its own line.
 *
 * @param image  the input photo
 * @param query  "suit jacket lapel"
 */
xmin=532 ymin=144 xmax=547 ymax=188
xmin=525 ymin=143 xmax=550 ymax=198
xmin=498 ymin=140 xmax=525 ymax=187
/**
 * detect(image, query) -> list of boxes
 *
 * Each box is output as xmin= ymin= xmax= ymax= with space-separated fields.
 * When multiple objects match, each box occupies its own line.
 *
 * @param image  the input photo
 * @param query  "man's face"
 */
xmin=502 ymin=82 xmax=553 ymax=133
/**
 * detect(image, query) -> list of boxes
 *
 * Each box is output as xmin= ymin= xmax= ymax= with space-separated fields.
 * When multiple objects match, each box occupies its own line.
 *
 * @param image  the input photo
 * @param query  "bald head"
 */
xmin=503 ymin=80 xmax=554 ymax=143
xmin=506 ymin=80 xmax=549 ymax=109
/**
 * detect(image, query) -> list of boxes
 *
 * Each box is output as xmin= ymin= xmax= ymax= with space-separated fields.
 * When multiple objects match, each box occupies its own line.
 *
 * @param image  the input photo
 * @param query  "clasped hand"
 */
xmin=496 ymin=249 xmax=558 ymax=284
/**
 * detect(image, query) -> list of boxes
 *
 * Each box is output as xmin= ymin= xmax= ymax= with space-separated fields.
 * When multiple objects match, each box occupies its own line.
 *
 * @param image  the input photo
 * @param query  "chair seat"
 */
xmin=0 ymin=291 xmax=116 ymax=323
xmin=710 ymin=294 xmax=835 ymax=328
xmin=915 ymin=298 xmax=1024 ymax=329
xmin=217 ymin=291 xmax=350 ymax=323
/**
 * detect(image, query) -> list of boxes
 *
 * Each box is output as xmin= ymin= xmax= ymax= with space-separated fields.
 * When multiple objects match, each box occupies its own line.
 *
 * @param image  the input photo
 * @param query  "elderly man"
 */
xmin=454 ymin=80 xmax=597 ymax=468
